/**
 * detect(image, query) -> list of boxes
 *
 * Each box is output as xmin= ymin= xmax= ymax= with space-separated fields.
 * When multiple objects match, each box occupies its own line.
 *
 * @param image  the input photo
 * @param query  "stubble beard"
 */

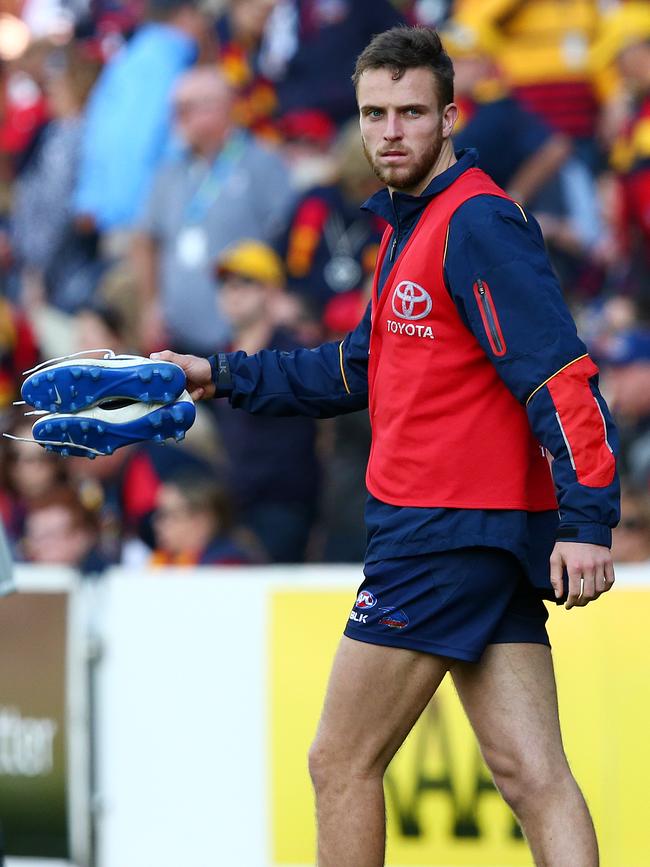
xmin=362 ymin=125 xmax=444 ymax=193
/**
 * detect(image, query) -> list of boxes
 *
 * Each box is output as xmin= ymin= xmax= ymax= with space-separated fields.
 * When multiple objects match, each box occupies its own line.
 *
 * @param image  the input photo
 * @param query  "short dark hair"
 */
xmin=352 ymin=26 xmax=454 ymax=108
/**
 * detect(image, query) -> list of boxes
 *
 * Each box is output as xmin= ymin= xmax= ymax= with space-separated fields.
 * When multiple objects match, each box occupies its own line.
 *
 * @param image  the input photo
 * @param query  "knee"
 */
xmin=308 ymin=736 xmax=382 ymax=794
xmin=489 ymin=752 xmax=572 ymax=815
xmin=308 ymin=739 xmax=334 ymax=792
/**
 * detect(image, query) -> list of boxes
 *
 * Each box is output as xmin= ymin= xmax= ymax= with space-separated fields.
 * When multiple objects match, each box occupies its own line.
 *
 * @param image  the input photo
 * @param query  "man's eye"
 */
xmin=367 ymin=109 xmax=383 ymax=118
xmin=406 ymin=108 xmax=421 ymax=117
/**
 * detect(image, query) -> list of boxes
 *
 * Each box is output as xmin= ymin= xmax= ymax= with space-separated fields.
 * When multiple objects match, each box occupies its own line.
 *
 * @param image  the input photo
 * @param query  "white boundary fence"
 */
xmin=5 ymin=563 xmax=650 ymax=867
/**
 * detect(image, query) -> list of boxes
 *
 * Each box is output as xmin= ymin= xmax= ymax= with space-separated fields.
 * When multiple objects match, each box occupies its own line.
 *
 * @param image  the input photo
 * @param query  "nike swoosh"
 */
xmin=53 ymin=385 xmax=63 ymax=405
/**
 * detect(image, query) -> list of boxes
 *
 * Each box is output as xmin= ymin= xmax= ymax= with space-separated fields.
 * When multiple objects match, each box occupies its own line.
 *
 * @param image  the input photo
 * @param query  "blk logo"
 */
xmin=391 ymin=281 xmax=432 ymax=321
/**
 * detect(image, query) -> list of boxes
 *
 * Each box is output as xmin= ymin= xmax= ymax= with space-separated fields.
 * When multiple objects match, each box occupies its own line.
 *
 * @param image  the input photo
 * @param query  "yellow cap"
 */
xmin=215 ymin=240 xmax=285 ymax=287
xmin=590 ymin=3 xmax=650 ymax=70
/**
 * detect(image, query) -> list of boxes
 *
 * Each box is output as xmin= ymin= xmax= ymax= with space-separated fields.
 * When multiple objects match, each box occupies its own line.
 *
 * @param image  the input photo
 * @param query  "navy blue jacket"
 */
xmin=209 ymin=151 xmax=620 ymax=594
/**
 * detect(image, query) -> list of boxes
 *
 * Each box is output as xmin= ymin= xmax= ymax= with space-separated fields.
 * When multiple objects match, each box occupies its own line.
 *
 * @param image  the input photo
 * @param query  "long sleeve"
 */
xmin=207 ymin=303 xmax=371 ymax=418
xmin=74 ymin=26 xmax=196 ymax=229
xmin=445 ymin=196 xmax=620 ymax=545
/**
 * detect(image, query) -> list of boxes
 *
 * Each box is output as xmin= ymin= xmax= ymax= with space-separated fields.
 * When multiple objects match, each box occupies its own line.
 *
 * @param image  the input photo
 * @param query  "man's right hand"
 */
xmin=150 ymin=351 xmax=215 ymax=401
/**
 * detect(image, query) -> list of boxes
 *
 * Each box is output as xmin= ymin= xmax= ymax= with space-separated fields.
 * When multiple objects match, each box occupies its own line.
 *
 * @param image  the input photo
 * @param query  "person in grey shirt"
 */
xmin=133 ymin=66 xmax=295 ymax=355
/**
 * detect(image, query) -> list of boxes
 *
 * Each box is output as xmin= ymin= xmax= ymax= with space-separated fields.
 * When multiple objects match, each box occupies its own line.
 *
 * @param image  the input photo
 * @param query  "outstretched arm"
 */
xmin=153 ymin=302 xmax=371 ymax=418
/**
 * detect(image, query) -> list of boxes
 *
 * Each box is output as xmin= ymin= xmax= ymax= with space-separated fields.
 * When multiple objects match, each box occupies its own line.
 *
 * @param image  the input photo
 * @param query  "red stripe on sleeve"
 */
xmin=546 ymin=356 xmax=616 ymax=488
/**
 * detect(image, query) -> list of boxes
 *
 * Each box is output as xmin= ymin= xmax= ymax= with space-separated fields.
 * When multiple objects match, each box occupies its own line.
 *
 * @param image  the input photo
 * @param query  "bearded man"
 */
xmin=155 ymin=26 xmax=619 ymax=867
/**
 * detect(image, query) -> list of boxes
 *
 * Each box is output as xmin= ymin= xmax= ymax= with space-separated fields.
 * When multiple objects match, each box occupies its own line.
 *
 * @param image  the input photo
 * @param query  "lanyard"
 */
xmin=183 ymin=130 xmax=248 ymax=225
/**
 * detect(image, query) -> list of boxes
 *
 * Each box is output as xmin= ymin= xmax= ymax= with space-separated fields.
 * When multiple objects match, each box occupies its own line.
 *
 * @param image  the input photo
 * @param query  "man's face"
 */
xmin=357 ymin=66 xmax=456 ymax=195
xmin=174 ymin=81 xmax=232 ymax=152
xmin=153 ymin=485 xmax=215 ymax=557
xmin=219 ymin=274 xmax=269 ymax=331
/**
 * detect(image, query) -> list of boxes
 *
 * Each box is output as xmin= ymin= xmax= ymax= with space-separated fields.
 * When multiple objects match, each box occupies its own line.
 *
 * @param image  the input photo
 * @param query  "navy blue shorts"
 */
xmin=344 ymin=547 xmax=550 ymax=663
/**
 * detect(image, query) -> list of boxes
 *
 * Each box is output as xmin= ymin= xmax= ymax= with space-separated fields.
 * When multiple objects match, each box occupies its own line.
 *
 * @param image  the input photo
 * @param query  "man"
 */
xmin=261 ymin=0 xmax=405 ymax=124
xmin=445 ymin=18 xmax=572 ymax=207
xmin=74 ymin=0 xmax=205 ymax=236
xmin=133 ymin=66 xmax=295 ymax=355
xmin=453 ymin=0 xmax=603 ymax=152
xmin=446 ymin=16 xmax=602 ymax=289
xmin=593 ymin=4 xmax=650 ymax=278
xmin=154 ymin=27 xmax=620 ymax=866
xmin=210 ymin=240 xmax=321 ymax=562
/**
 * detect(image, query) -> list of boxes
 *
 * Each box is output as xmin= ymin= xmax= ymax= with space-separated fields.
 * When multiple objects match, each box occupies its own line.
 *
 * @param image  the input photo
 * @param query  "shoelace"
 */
xmin=22 ymin=348 xmax=117 ymax=376
xmin=3 ymin=432 xmax=105 ymax=456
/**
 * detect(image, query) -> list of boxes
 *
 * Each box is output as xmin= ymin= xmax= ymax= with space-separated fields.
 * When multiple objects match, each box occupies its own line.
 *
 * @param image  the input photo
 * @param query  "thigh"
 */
xmin=313 ymin=636 xmax=449 ymax=775
xmin=451 ymin=643 xmax=566 ymax=774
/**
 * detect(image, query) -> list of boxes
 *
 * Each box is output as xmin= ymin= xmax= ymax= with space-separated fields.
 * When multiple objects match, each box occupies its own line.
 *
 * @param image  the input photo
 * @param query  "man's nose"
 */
xmin=384 ymin=113 xmax=403 ymax=141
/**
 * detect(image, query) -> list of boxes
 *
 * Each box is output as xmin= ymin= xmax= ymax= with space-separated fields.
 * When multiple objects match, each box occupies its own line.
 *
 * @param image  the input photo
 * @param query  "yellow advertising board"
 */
xmin=270 ymin=588 xmax=650 ymax=866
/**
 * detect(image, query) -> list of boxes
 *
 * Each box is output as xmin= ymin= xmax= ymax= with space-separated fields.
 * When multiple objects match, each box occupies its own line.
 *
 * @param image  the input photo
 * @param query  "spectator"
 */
xmin=612 ymin=485 xmax=650 ymax=563
xmin=0 ymin=296 xmax=39 ymax=413
xmin=444 ymin=17 xmax=602 ymax=294
xmin=210 ymin=239 xmax=321 ymax=562
xmin=21 ymin=486 xmax=110 ymax=572
xmin=64 ymin=435 xmax=221 ymax=564
xmin=133 ymin=66 xmax=295 ymax=355
xmin=73 ymin=0 xmax=205 ymax=238
xmin=0 ymin=37 xmax=50 ymax=171
xmin=455 ymin=0 xmax=604 ymax=162
xmin=11 ymin=43 xmax=102 ymax=312
xmin=73 ymin=294 xmax=140 ymax=355
xmin=0 ymin=415 xmax=68 ymax=545
xmin=150 ymin=473 xmax=259 ymax=565
xmin=445 ymin=19 xmax=571 ymax=206
xmin=282 ymin=117 xmax=384 ymax=314
xmin=215 ymin=0 xmax=279 ymax=139
xmin=311 ymin=275 xmax=371 ymax=564
xmin=593 ymin=4 xmax=650 ymax=282
xmin=277 ymin=107 xmax=337 ymax=191
xmin=260 ymin=0 xmax=404 ymax=125
xmin=600 ymin=327 xmax=650 ymax=490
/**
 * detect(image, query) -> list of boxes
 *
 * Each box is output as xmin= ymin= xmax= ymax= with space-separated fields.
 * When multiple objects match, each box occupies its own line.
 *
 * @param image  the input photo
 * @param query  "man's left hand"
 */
xmin=549 ymin=542 xmax=615 ymax=610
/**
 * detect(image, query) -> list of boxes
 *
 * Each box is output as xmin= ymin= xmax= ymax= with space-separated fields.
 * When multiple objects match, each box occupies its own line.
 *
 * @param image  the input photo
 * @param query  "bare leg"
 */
xmin=309 ymin=636 xmax=450 ymax=867
xmin=452 ymin=643 xmax=598 ymax=867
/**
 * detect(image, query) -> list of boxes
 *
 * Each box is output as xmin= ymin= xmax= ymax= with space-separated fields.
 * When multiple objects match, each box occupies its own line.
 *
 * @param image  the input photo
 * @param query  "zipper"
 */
xmin=389 ymin=203 xmax=401 ymax=263
xmin=474 ymin=278 xmax=506 ymax=356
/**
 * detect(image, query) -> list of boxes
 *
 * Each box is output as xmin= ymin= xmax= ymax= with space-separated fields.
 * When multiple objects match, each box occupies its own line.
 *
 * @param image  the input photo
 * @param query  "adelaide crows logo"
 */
xmin=378 ymin=607 xmax=409 ymax=629
xmin=391 ymin=281 xmax=432 ymax=321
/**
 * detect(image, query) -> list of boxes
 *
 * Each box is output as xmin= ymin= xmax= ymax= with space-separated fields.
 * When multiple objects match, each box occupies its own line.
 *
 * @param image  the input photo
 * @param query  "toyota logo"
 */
xmin=391 ymin=281 xmax=432 ymax=320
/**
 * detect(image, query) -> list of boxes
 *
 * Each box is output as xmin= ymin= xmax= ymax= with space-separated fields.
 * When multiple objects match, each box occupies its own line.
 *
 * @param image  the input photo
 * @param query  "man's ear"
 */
xmin=441 ymin=103 xmax=459 ymax=139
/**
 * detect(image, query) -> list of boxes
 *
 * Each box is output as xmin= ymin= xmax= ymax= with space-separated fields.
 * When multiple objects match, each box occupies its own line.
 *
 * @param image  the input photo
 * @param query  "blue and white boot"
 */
xmin=29 ymin=390 xmax=196 ymax=458
xmin=21 ymin=350 xmax=187 ymax=413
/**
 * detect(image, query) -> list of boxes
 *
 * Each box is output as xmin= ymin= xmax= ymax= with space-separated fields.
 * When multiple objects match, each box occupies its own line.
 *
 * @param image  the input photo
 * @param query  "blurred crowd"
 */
xmin=1 ymin=0 xmax=650 ymax=571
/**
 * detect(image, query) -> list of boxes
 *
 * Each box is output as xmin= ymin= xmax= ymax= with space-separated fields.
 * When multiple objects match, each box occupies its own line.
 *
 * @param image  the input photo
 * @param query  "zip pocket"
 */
xmin=473 ymin=278 xmax=507 ymax=356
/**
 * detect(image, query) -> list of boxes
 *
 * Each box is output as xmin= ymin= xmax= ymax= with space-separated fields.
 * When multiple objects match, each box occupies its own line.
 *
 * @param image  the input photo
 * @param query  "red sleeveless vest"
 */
xmin=366 ymin=167 xmax=558 ymax=511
